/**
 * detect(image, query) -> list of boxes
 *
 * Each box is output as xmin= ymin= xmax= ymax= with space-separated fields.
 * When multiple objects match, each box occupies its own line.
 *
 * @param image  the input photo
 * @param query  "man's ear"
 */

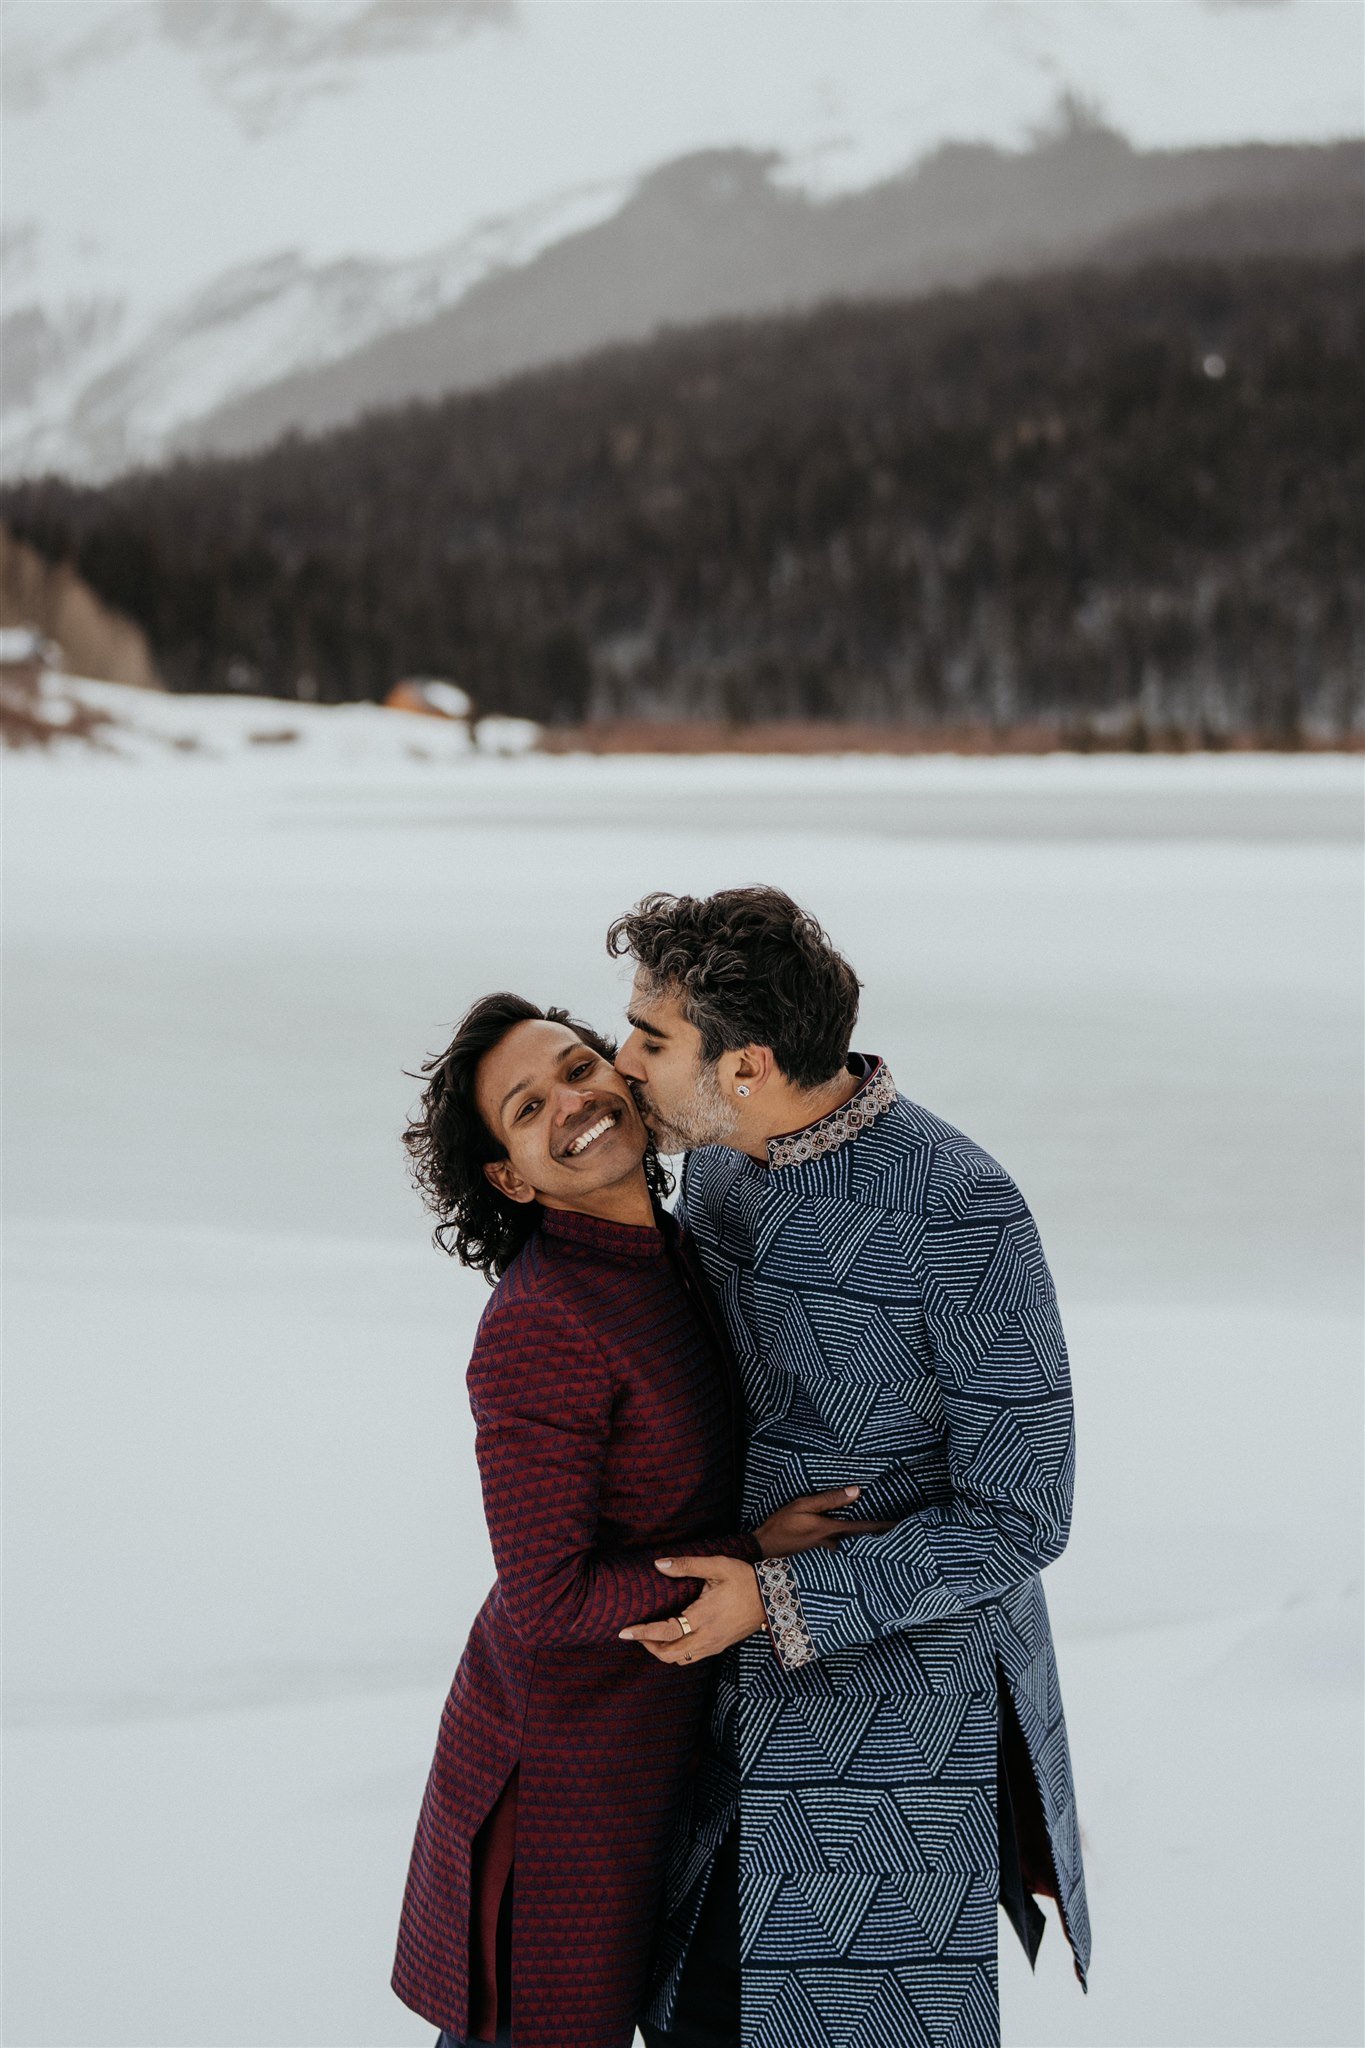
xmin=484 ymin=1157 xmax=539 ymax=1206
xmin=725 ymin=1045 xmax=776 ymax=1096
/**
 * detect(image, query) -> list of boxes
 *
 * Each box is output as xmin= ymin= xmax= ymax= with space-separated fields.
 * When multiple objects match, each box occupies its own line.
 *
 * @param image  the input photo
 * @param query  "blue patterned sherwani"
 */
xmin=646 ymin=1057 xmax=1091 ymax=2048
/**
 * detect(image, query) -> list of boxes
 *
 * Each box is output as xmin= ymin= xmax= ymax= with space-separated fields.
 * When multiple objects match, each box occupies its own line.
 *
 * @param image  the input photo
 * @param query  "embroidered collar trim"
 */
xmin=765 ymin=1057 xmax=897 ymax=1170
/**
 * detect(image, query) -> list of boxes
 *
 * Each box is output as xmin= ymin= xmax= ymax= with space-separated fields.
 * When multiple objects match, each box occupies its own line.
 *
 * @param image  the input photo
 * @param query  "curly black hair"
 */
xmin=403 ymin=991 xmax=672 ymax=1283
xmin=606 ymin=886 xmax=861 ymax=1091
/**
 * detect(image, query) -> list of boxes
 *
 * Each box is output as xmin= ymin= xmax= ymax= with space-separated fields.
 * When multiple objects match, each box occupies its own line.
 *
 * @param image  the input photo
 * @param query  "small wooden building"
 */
xmin=384 ymin=677 xmax=473 ymax=722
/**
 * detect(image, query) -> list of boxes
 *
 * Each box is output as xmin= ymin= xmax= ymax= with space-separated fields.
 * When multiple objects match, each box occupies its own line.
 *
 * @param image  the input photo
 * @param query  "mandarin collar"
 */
xmin=539 ymin=1203 xmax=668 ymax=1262
xmin=765 ymin=1054 xmax=897 ymax=1170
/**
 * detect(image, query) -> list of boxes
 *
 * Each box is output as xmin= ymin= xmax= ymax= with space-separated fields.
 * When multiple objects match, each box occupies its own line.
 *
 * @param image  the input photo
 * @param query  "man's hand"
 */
xmin=756 ymin=1484 xmax=896 ymax=1558
xmin=753 ymin=1482 xmax=900 ymax=1556
xmin=618 ymin=1555 xmax=765 ymax=1665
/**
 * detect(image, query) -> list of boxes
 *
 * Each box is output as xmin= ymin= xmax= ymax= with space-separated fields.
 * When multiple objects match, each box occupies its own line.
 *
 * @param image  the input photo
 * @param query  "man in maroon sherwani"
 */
xmin=391 ymin=994 xmax=855 ymax=2048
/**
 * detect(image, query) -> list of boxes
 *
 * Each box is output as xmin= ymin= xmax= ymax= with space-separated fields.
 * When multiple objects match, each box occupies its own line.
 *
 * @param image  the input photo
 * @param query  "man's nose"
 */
xmin=615 ymin=1032 xmax=646 ymax=1082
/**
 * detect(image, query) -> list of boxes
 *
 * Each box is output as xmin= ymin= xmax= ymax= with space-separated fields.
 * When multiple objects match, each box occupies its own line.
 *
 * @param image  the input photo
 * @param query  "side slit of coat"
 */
xmin=995 ymin=1661 xmax=1085 ymax=1990
xmin=467 ymin=1767 xmax=519 ymax=2042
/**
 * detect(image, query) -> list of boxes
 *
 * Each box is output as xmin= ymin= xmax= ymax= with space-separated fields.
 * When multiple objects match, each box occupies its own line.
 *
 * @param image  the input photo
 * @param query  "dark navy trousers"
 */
xmin=639 ymin=1823 xmax=742 ymax=2048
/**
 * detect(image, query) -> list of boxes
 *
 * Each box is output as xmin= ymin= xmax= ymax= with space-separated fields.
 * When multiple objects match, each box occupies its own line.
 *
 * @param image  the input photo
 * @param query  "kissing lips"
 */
xmin=626 ymin=1082 xmax=660 ymax=1131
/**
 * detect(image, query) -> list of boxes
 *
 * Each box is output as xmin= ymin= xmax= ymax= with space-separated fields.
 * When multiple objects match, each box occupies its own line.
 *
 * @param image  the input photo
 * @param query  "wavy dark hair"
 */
xmin=403 ymin=991 xmax=672 ymax=1283
xmin=606 ymin=885 xmax=861 ymax=1091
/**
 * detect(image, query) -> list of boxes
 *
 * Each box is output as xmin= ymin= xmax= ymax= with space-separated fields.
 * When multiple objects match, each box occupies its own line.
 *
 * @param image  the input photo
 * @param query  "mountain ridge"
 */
xmin=167 ymin=126 xmax=1365 ymax=469
xmin=4 ymin=121 xmax=1359 ymax=485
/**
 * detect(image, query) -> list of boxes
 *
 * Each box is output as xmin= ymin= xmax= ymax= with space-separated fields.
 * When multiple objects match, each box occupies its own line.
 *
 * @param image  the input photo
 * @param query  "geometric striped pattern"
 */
xmin=645 ymin=1061 xmax=1091 ymax=2048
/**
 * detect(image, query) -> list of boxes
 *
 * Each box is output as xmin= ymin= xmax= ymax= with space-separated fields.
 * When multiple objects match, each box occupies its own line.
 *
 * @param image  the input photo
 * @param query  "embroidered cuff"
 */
xmin=754 ymin=1556 xmax=817 ymax=1669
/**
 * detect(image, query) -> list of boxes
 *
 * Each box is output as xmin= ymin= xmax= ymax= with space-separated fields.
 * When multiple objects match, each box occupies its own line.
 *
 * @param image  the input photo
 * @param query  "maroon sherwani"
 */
xmin=391 ymin=1204 xmax=755 ymax=2048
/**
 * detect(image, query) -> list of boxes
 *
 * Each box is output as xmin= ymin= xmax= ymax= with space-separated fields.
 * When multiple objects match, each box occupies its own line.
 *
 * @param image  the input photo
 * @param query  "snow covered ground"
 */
xmin=13 ymin=670 xmax=539 ymax=766
xmin=4 ymin=745 xmax=1362 ymax=2047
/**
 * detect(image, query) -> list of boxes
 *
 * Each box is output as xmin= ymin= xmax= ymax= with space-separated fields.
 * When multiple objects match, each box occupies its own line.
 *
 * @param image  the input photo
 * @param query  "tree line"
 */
xmin=3 ymin=251 xmax=1361 ymax=743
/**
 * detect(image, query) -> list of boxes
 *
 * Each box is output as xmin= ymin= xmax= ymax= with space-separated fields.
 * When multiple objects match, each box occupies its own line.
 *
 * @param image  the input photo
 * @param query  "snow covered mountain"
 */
xmin=166 ymin=131 xmax=1365 ymax=470
xmin=3 ymin=0 xmax=1360 ymax=484
xmin=1 ymin=179 xmax=628 ymax=482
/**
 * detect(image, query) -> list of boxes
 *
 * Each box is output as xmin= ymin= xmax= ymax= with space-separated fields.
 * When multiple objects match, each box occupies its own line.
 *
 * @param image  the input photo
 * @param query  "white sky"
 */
xmin=4 ymin=0 xmax=1363 ymax=325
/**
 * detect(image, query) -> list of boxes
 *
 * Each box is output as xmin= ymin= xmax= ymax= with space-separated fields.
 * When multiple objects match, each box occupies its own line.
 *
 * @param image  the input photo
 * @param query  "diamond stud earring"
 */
xmin=737 ymin=1085 xmax=750 ymax=1097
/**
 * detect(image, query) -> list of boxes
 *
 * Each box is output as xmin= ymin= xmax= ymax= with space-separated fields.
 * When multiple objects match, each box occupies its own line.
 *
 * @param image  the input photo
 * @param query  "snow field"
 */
xmin=3 ymin=751 xmax=1361 ymax=2046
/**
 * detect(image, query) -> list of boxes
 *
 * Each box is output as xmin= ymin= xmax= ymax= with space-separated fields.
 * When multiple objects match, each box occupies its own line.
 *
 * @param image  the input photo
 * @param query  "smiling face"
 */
xmin=474 ymin=1016 xmax=649 ymax=1214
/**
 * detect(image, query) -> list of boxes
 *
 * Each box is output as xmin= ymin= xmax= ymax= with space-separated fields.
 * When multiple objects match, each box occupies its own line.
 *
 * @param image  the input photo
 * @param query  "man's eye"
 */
xmin=568 ymin=1060 xmax=594 ymax=1080
xmin=516 ymin=1099 xmax=541 ymax=1120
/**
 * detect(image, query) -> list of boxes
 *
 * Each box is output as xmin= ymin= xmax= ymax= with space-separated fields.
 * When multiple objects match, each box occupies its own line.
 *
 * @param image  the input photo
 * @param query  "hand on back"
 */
xmin=756 ymin=1486 xmax=896 ymax=1557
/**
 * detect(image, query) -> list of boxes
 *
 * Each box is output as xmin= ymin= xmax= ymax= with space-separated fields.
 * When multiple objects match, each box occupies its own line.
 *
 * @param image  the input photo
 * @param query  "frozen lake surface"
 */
xmin=5 ymin=749 xmax=1362 ymax=2047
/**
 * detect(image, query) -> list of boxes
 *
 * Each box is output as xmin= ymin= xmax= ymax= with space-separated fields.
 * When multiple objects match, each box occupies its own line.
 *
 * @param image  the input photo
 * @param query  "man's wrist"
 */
xmin=754 ymin=1555 xmax=818 ymax=1669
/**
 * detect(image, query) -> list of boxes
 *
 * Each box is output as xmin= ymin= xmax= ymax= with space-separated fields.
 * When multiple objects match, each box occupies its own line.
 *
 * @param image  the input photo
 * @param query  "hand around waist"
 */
xmin=616 ymin=1486 xmax=896 ymax=1666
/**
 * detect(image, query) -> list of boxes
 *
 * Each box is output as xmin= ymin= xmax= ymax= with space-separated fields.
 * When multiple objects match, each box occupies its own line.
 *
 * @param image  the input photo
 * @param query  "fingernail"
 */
xmin=619 ymin=1630 xmax=634 ymax=1640
xmin=655 ymin=1559 xmax=673 ymax=1570
xmin=845 ymin=1486 xmax=860 ymax=1498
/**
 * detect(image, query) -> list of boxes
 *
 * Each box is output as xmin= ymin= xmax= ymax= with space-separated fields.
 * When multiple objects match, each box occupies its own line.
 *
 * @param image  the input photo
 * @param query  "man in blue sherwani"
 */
xmin=612 ymin=886 xmax=1091 ymax=2048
